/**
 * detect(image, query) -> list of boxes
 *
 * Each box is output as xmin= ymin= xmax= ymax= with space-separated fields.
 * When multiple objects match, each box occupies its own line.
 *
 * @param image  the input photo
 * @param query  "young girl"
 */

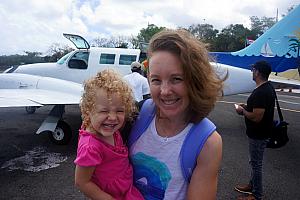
xmin=74 ymin=69 xmax=143 ymax=200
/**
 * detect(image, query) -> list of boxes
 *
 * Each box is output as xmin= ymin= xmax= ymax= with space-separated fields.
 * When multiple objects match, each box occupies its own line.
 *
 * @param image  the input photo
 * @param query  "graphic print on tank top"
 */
xmin=131 ymin=152 xmax=171 ymax=200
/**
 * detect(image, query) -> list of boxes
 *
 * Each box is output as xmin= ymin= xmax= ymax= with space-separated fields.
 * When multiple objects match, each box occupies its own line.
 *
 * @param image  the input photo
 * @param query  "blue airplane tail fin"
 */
xmin=212 ymin=4 xmax=300 ymax=72
xmin=232 ymin=4 xmax=300 ymax=58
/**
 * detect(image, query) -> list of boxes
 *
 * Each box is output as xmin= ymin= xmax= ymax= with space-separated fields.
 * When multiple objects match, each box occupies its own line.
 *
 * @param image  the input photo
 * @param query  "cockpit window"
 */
xmin=57 ymin=52 xmax=73 ymax=65
xmin=68 ymin=51 xmax=89 ymax=69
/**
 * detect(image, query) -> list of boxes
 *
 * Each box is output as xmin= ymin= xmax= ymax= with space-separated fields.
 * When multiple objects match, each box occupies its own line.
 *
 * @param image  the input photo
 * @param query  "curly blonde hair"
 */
xmin=80 ymin=69 xmax=137 ymax=129
xmin=148 ymin=29 xmax=225 ymax=123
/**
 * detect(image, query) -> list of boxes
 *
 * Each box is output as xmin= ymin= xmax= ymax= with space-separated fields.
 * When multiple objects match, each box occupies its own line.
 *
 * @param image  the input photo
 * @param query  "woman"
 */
xmin=129 ymin=29 xmax=224 ymax=200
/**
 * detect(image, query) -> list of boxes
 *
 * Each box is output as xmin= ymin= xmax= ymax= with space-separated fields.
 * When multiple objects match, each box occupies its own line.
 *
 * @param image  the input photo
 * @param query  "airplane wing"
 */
xmin=269 ymin=75 xmax=300 ymax=90
xmin=0 ymin=64 xmax=257 ymax=108
xmin=0 ymin=64 xmax=256 ymax=145
xmin=0 ymin=73 xmax=83 ymax=107
xmin=0 ymin=89 xmax=81 ymax=107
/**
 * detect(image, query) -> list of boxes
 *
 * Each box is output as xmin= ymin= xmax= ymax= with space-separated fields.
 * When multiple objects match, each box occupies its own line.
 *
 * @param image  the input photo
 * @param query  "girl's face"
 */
xmin=148 ymin=51 xmax=190 ymax=119
xmin=87 ymin=88 xmax=125 ymax=138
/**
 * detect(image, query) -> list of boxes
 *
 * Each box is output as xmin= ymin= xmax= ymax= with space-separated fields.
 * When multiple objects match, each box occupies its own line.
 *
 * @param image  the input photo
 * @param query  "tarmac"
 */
xmin=0 ymin=91 xmax=299 ymax=200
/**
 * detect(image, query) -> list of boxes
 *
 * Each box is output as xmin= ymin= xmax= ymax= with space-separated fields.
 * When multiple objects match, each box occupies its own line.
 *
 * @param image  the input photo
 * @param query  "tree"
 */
xmin=214 ymin=33 xmax=232 ymax=52
xmin=90 ymin=36 xmax=129 ymax=48
xmin=188 ymin=23 xmax=219 ymax=50
xmin=188 ymin=23 xmax=218 ymax=41
xmin=109 ymin=36 xmax=129 ymax=48
xmin=130 ymin=36 xmax=140 ymax=49
xmin=45 ymin=43 xmax=73 ymax=62
xmin=23 ymin=51 xmax=44 ymax=63
xmin=250 ymin=16 xmax=276 ymax=37
xmin=0 ymin=52 xmax=45 ymax=68
xmin=24 ymin=51 xmax=42 ymax=57
xmin=129 ymin=24 xmax=165 ymax=50
xmin=214 ymin=24 xmax=251 ymax=51
xmin=90 ymin=37 xmax=110 ymax=47
xmin=117 ymin=42 xmax=128 ymax=48
xmin=136 ymin=24 xmax=165 ymax=43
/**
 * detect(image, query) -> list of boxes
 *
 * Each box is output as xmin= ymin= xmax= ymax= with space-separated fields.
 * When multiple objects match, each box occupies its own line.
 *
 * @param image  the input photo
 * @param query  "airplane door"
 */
xmin=63 ymin=33 xmax=90 ymax=50
xmin=65 ymin=51 xmax=90 ymax=83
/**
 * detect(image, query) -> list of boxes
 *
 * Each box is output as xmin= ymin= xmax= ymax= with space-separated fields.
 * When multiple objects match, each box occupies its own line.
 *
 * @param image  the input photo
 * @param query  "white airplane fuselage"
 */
xmin=13 ymin=47 xmax=141 ymax=84
xmin=5 ymin=45 xmax=257 ymax=96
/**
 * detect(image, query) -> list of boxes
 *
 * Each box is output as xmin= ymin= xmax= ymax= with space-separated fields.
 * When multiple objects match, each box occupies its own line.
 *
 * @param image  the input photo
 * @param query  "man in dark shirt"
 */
xmin=234 ymin=61 xmax=275 ymax=200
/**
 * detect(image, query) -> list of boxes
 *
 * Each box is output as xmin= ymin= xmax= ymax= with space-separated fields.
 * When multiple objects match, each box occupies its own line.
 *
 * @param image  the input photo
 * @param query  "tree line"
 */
xmin=0 ymin=6 xmax=295 ymax=68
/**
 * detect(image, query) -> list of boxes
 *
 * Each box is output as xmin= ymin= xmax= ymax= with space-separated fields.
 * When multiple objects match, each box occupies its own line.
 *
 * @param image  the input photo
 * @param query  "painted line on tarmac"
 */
xmin=217 ymin=100 xmax=300 ymax=113
xmin=238 ymin=93 xmax=300 ymax=100
xmin=237 ymin=94 xmax=300 ymax=105
xmin=279 ymin=107 xmax=300 ymax=113
xmin=275 ymin=89 xmax=300 ymax=94
xmin=278 ymin=100 xmax=300 ymax=105
xmin=218 ymin=100 xmax=240 ymax=104
xmin=277 ymin=94 xmax=300 ymax=100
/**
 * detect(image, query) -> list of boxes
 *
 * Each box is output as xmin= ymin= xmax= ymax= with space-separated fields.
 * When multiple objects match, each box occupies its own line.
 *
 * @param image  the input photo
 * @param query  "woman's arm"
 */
xmin=187 ymin=131 xmax=222 ymax=200
xmin=75 ymin=165 xmax=115 ymax=200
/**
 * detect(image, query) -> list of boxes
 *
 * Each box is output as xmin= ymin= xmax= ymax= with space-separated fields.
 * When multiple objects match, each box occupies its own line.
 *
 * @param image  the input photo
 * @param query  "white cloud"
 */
xmin=0 ymin=0 xmax=298 ymax=55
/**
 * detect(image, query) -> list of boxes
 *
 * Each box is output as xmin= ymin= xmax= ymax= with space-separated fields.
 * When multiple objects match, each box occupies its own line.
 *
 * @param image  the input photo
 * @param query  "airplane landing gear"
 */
xmin=36 ymin=105 xmax=72 ymax=145
xmin=48 ymin=120 xmax=72 ymax=145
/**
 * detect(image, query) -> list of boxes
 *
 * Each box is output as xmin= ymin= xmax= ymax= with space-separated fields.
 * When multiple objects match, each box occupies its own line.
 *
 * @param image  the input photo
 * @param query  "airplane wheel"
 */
xmin=25 ymin=106 xmax=37 ymax=114
xmin=48 ymin=120 xmax=72 ymax=145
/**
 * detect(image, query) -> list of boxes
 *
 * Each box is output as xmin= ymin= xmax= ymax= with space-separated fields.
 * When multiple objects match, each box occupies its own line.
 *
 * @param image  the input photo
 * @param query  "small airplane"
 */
xmin=0 ymin=33 xmax=257 ymax=145
xmin=210 ymin=4 xmax=300 ymax=74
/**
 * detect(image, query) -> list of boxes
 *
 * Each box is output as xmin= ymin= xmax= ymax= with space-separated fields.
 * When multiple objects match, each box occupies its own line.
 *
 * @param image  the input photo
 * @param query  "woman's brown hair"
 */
xmin=148 ymin=29 xmax=225 ymax=123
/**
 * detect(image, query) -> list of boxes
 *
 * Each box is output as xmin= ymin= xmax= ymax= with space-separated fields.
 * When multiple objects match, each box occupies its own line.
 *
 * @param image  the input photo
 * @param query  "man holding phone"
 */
xmin=234 ymin=61 xmax=275 ymax=200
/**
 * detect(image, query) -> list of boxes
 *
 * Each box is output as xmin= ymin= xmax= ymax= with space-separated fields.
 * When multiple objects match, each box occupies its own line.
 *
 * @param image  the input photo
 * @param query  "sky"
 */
xmin=0 ymin=0 xmax=299 ymax=56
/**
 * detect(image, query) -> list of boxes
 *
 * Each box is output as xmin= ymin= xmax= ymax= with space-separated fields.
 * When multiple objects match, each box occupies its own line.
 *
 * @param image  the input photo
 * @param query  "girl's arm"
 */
xmin=186 ymin=131 xmax=222 ymax=200
xmin=75 ymin=165 xmax=115 ymax=200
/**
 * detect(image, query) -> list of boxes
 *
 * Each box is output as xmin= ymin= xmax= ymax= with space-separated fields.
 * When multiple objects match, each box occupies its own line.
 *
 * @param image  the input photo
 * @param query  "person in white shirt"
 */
xmin=124 ymin=61 xmax=150 ymax=102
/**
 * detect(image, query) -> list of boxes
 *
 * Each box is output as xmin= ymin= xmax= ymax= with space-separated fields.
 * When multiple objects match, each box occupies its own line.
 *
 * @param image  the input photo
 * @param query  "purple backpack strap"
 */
xmin=180 ymin=118 xmax=216 ymax=182
xmin=128 ymin=99 xmax=156 ymax=147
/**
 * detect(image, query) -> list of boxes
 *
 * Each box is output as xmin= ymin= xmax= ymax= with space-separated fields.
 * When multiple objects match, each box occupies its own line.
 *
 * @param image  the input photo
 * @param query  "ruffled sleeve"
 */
xmin=74 ymin=144 xmax=103 ymax=167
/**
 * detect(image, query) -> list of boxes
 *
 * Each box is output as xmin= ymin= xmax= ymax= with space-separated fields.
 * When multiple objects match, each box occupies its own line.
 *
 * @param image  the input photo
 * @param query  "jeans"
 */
xmin=248 ymin=138 xmax=268 ymax=200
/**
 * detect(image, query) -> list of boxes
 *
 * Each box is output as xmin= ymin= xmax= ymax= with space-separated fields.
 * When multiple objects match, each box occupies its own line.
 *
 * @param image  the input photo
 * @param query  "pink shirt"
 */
xmin=74 ymin=129 xmax=143 ymax=200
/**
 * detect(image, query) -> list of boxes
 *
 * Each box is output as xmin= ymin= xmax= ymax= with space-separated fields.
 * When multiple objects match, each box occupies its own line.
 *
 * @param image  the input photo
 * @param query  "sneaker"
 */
xmin=234 ymin=184 xmax=252 ymax=194
xmin=237 ymin=194 xmax=256 ymax=200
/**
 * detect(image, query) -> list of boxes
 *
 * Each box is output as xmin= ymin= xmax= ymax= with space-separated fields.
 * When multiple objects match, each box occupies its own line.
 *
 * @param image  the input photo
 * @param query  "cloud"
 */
xmin=0 ymin=0 xmax=298 ymax=55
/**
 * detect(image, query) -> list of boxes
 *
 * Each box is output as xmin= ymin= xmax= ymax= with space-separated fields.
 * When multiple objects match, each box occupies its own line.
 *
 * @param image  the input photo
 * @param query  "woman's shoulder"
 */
xmin=198 ymin=131 xmax=222 ymax=160
xmin=206 ymin=131 xmax=222 ymax=149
